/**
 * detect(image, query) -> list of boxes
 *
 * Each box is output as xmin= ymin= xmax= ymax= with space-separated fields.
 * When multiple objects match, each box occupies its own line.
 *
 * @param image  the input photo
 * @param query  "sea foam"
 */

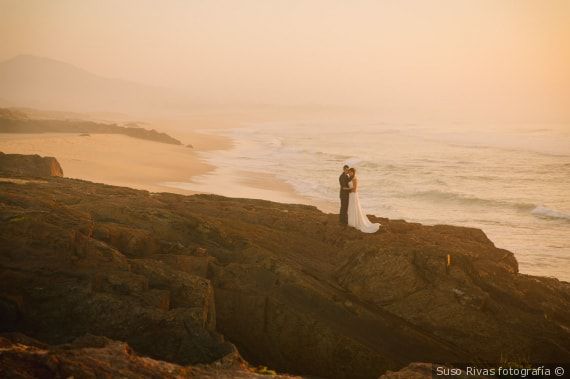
xmin=531 ymin=206 xmax=570 ymax=221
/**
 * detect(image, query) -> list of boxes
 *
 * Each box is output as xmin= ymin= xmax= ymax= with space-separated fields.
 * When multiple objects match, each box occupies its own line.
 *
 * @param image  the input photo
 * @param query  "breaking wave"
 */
xmin=408 ymin=190 xmax=535 ymax=211
xmin=531 ymin=206 xmax=570 ymax=221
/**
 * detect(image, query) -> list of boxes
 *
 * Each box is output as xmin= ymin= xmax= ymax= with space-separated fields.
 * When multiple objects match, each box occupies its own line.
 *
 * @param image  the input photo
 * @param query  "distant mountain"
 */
xmin=0 ymin=55 xmax=189 ymax=115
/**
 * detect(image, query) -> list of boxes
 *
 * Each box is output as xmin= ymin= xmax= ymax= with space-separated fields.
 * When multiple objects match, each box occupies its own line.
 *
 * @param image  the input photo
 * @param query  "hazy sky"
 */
xmin=1 ymin=0 xmax=569 ymax=122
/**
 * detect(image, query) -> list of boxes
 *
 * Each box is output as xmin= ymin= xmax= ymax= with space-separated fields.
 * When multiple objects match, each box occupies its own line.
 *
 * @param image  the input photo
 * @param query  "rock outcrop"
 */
xmin=0 ymin=333 xmax=300 ymax=378
xmin=0 ymin=156 xmax=569 ymax=379
xmin=0 ymin=152 xmax=63 ymax=177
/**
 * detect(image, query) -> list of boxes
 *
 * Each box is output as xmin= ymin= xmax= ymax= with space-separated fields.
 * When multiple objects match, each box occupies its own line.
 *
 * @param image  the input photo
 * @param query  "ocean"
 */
xmin=171 ymin=121 xmax=570 ymax=282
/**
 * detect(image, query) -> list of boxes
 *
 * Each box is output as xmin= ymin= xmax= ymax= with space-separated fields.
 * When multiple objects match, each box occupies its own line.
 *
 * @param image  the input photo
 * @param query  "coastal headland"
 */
xmin=0 ymin=153 xmax=569 ymax=378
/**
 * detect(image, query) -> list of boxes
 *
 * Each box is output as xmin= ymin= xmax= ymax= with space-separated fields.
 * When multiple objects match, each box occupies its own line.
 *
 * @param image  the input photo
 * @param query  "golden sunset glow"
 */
xmin=1 ymin=0 xmax=568 ymax=122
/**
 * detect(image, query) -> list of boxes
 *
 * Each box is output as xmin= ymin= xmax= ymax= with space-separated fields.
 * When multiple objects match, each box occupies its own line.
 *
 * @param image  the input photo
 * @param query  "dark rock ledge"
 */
xmin=0 ymin=154 xmax=569 ymax=379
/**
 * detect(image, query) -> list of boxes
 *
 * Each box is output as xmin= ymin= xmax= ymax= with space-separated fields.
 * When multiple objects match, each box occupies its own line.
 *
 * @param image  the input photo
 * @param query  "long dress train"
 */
xmin=347 ymin=180 xmax=380 ymax=233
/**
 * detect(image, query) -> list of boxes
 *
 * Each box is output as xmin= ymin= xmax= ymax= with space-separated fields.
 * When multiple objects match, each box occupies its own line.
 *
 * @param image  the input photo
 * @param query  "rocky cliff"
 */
xmin=0 ymin=154 xmax=569 ymax=379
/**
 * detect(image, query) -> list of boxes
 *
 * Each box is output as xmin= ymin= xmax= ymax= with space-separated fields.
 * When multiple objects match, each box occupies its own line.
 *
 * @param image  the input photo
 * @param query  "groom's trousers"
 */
xmin=339 ymin=194 xmax=349 ymax=224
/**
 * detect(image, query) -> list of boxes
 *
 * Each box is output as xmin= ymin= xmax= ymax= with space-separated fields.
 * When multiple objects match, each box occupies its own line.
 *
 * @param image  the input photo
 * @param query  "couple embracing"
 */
xmin=339 ymin=165 xmax=381 ymax=233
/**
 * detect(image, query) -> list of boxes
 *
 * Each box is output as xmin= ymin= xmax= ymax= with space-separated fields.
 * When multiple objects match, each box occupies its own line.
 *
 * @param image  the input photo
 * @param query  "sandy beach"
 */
xmin=0 ymin=117 xmax=311 ymax=205
xmin=0 ymin=132 xmax=212 ymax=194
xmin=0 ymin=106 xmax=355 ymax=207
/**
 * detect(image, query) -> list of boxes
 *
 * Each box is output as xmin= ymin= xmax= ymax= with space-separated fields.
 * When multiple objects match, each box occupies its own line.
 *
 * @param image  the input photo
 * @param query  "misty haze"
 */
xmin=0 ymin=1 xmax=569 ymax=378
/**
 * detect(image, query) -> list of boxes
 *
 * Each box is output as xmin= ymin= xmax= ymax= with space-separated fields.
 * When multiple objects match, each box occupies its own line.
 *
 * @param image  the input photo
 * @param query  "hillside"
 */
xmin=0 ymin=55 xmax=188 ymax=115
xmin=0 ymin=154 xmax=569 ymax=379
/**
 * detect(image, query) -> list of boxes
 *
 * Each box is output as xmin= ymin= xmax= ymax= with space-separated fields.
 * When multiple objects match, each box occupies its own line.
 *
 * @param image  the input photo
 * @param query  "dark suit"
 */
xmin=339 ymin=172 xmax=351 ymax=224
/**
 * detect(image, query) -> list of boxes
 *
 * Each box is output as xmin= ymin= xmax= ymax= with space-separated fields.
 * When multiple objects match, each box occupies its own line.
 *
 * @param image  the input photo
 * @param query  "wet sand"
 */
xmin=0 ymin=132 xmax=225 ymax=195
xmin=0 ymin=127 xmax=308 ymax=203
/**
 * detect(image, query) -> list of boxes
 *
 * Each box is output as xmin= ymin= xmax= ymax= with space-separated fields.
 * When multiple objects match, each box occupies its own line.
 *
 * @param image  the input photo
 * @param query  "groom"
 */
xmin=339 ymin=164 xmax=352 ymax=225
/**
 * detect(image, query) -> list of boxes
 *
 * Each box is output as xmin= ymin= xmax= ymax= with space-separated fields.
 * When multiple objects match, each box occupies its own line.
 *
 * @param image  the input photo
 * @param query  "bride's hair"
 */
xmin=348 ymin=168 xmax=356 ymax=175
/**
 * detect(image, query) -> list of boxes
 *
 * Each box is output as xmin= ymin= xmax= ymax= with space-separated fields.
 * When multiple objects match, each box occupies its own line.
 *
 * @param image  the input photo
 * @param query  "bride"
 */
xmin=347 ymin=168 xmax=381 ymax=233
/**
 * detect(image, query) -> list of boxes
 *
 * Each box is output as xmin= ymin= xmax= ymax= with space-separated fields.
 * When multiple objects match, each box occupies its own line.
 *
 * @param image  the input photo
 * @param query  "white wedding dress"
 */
xmin=347 ymin=178 xmax=381 ymax=233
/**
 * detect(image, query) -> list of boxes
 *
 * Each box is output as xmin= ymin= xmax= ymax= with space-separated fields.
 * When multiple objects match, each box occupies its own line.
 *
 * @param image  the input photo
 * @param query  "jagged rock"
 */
xmin=0 ymin=152 xmax=63 ymax=177
xmin=0 ymin=166 xmax=569 ymax=379
xmin=0 ymin=333 xmax=300 ymax=379
xmin=0 ymin=178 xmax=233 ymax=366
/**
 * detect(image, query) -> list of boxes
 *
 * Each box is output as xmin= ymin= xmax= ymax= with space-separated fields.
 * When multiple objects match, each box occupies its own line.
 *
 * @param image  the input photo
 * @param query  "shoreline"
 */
xmin=157 ymin=122 xmax=336 ymax=212
xmin=0 ymin=125 xmax=328 ymax=211
xmin=0 ymin=131 xmax=226 ymax=195
xmin=2 ymin=128 xmax=569 ymax=282
xmin=160 ymin=168 xmax=321 ymax=207
xmin=0 ymin=107 xmax=365 ymax=213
